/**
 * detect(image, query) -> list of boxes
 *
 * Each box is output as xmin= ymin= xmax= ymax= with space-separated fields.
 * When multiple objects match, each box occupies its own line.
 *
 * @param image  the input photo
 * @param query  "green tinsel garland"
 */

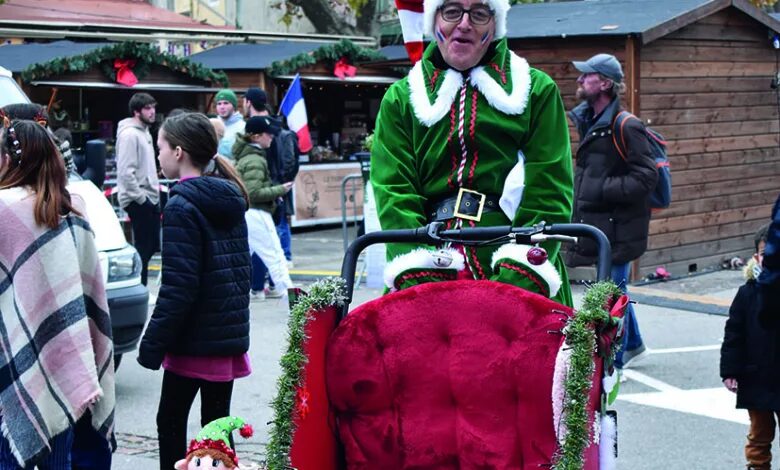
xmin=21 ymin=42 xmax=229 ymax=87
xmin=268 ymin=39 xmax=384 ymax=77
xmin=553 ymin=281 xmax=622 ymax=470
xmin=265 ymin=277 xmax=347 ymax=470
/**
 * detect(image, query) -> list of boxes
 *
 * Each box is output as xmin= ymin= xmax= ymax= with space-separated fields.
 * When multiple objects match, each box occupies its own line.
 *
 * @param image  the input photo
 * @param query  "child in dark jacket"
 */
xmin=137 ymin=113 xmax=252 ymax=470
xmin=720 ymin=223 xmax=778 ymax=470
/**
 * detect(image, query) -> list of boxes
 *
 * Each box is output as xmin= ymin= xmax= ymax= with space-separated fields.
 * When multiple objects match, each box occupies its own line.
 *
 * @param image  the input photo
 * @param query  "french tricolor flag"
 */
xmin=396 ymin=0 xmax=424 ymax=63
xmin=279 ymin=74 xmax=312 ymax=153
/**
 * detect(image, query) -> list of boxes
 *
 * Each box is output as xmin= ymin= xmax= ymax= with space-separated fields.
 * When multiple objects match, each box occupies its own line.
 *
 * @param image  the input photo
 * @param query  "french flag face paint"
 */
xmin=481 ymin=31 xmax=492 ymax=44
xmin=435 ymin=25 xmax=447 ymax=43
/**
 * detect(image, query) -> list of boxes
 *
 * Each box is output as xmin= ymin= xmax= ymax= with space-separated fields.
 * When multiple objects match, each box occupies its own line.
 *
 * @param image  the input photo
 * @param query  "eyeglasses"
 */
xmin=439 ymin=3 xmax=494 ymax=25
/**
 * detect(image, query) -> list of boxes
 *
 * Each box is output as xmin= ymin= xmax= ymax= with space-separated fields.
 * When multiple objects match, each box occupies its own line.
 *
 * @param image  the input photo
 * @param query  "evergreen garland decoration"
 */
xmin=553 ymin=281 xmax=622 ymax=470
xmin=268 ymin=39 xmax=384 ymax=76
xmin=21 ymin=42 xmax=229 ymax=87
xmin=265 ymin=277 xmax=347 ymax=470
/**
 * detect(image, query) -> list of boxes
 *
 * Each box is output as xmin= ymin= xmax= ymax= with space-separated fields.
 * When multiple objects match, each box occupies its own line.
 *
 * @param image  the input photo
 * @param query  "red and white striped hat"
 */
xmin=396 ymin=0 xmax=511 ymax=63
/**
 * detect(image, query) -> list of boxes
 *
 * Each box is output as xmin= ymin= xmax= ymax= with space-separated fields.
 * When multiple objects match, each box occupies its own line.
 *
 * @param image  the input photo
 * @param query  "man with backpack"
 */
xmin=566 ymin=53 xmax=659 ymax=373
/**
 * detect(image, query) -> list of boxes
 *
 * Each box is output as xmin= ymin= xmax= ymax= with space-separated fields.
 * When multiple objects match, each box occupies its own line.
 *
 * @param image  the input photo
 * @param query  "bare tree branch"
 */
xmin=287 ymin=0 xmax=359 ymax=35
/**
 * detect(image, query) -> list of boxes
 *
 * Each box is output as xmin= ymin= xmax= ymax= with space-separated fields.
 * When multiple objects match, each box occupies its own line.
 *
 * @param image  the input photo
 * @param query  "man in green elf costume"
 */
xmin=371 ymin=0 xmax=573 ymax=305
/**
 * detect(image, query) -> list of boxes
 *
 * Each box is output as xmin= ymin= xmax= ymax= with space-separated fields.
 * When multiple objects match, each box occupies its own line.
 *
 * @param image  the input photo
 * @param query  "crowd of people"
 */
xmin=0 ymin=0 xmax=778 ymax=468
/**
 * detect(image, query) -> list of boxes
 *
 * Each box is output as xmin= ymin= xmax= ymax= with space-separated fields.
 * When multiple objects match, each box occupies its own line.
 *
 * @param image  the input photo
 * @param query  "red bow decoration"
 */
xmin=333 ymin=57 xmax=357 ymax=79
xmin=113 ymin=59 xmax=138 ymax=87
xmin=295 ymin=387 xmax=311 ymax=420
xmin=595 ymin=294 xmax=629 ymax=357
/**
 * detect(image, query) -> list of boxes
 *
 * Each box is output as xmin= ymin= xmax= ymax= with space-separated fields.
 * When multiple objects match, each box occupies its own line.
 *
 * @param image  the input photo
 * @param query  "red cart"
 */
xmin=267 ymin=223 xmax=627 ymax=470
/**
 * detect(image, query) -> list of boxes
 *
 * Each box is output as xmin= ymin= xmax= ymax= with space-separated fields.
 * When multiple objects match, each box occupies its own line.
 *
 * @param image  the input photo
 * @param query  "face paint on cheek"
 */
xmin=435 ymin=25 xmax=447 ymax=43
xmin=481 ymin=31 xmax=492 ymax=44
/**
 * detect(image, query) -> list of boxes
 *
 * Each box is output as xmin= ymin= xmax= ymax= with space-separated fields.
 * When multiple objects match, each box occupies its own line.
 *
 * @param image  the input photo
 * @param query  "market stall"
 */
xmin=190 ymin=39 xmax=402 ymax=227
xmin=1 ymin=40 xmax=228 ymax=179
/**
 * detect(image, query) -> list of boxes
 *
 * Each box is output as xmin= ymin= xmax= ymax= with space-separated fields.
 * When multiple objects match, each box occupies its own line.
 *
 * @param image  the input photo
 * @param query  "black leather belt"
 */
xmin=428 ymin=188 xmax=500 ymax=222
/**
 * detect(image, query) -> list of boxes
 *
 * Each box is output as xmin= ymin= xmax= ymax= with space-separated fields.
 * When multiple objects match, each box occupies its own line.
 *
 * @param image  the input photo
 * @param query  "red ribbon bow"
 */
xmin=113 ymin=59 xmax=138 ymax=87
xmin=333 ymin=57 xmax=357 ymax=79
xmin=295 ymin=387 xmax=311 ymax=420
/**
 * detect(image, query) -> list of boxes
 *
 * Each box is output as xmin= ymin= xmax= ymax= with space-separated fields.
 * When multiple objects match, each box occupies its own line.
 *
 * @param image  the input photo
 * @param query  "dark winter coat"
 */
xmin=267 ymin=129 xmax=300 ymax=215
xmin=232 ymin=137 xmax=287 ymax=214
xmin=721 ymin=260 xmax=780 ymax=410
xmin=758 ymin=195 xmax=780 ymax=325
xmin=566 ymin=97 xmax=658 ymax=266
xmin=137 ymin=176 xmax=251 ymax=370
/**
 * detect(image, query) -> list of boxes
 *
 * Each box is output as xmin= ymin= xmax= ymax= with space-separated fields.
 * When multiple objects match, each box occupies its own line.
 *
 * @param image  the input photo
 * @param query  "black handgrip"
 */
xmin=339 ymin=223 xmax=610 ymax=317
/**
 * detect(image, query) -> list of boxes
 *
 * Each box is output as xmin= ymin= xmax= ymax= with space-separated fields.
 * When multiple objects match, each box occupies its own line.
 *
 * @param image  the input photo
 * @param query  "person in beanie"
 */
xmin=215 ymin=89 xmax=245 ymax=160
xmin=566 ymin=53 xmax=658 ymax=371
xmin=371 ymin=0 xmax=573 ymax=304
xmin=174 ymin=416 xmax=253 ymax=469
xmin=233 ymin=116 xmax=294 ymax=299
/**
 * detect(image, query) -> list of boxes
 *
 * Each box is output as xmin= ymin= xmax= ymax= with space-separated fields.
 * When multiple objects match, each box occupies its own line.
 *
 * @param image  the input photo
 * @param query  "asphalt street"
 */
xmin=111 ymin=227 xmax=752 ymax=469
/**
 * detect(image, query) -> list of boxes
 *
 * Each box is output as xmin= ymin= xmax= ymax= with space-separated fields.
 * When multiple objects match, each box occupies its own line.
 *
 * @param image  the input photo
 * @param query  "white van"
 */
xmin=1 ymin=66 xmax=149 ymax=367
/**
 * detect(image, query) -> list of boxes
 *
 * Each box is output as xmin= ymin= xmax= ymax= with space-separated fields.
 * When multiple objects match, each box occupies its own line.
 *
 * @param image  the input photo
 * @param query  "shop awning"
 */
xmin=188 ymin=41 xmax=335 ymax=71
xmin=27 ymin=80 xmax=222 ymax=92
xmin=0 ymin=40 xmax=109 ymax=73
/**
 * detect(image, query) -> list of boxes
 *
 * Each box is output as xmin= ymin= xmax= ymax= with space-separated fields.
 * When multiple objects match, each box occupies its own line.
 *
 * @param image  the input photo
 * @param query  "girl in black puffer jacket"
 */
xmin=137 ymin=113 xmax=251 ymax=470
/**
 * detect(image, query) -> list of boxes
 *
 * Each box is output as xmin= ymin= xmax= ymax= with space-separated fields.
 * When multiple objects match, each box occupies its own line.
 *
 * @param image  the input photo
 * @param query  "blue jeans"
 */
xmin=612 ymin=262 xmax=644 ymax=368
xmin=0 ymin=421 xmax=73 ymax=470
xmin=251 ymin=253 xmax=274 ymax=291
xmin=275 ymin=205 xmax=292 ymax=261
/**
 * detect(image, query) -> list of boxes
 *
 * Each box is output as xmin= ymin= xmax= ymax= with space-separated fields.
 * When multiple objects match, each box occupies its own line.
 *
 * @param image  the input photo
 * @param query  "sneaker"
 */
xmin=618 ymin=369 xmax=628 ymax=383
xmin=250 ymin=290 xmax=266 ymax=302
xmin=621 ymin=345 xmax=648 ymax=369
xmin=265 ymin=286 xmax=284 ymax=299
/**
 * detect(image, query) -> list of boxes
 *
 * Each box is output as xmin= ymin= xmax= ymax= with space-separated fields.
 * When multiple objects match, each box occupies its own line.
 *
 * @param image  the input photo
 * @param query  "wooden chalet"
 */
xmin=498 ymin=0 xmax=780 ymax=277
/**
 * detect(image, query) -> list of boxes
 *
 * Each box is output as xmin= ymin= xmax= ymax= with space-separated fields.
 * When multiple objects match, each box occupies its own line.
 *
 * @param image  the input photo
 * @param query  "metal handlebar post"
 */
xmin=340 ymin=173 xmax=363 ymax=253
xmin=339 ymin=223 xmax=611 ymax=318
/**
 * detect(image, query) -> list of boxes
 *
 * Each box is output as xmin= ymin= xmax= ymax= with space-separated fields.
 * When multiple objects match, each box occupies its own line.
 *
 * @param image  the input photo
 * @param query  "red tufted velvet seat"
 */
xmin=326 ymin=280 xmax=601 ymax=469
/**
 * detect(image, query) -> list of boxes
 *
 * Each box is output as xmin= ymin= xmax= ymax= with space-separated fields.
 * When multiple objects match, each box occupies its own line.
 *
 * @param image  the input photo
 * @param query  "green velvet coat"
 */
xmin=370 ymin=39 xmax=574 ymax=306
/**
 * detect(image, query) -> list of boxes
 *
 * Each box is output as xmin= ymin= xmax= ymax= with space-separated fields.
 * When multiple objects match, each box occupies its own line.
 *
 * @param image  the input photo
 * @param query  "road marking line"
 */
xmin=630 ymin=286 xmax=733 ymax=306
xmin=621 ymin=369 xmax=680 ymax=392
xmin=647 ymin=344 xmax=721 ymax=354
xmin=618 ymin=387 xmax=749 ymax=425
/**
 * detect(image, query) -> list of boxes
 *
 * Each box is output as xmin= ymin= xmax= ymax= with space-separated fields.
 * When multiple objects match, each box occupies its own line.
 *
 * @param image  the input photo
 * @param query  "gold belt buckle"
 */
xmin=454 ymin=187 xmax=486 ymax=222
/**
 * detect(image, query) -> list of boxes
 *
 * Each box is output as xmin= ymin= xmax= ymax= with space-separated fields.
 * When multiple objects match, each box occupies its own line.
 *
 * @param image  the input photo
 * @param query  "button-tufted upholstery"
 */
xmin=326 ymin=280 xmax=598 ymax=469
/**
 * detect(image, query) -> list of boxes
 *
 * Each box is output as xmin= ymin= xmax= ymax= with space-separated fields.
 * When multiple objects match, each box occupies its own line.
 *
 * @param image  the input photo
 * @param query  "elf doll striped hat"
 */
xmin=175 ymin=416 xmax=254 ymax=469
xmin=423 ymin=0 xmax=511 ymax=40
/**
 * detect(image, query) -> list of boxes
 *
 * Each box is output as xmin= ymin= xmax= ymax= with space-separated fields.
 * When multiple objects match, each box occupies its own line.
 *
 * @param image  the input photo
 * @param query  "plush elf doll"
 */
xmin=372 ymin=0 xmax=574 ymax=305
xmin=175 ymin=416 xmax=254 ymax=470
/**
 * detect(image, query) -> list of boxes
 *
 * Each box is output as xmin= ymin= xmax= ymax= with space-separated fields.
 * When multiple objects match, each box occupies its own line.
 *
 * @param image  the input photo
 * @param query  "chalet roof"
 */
xmin=0 ymin=0 xmax=232 ymax=31
xmin=506 ymin=0 xmax=780 ymax=44
xmin=0 ymin=41 xmax=109 ymax=73
xmin=188 ymin=41 xmax=335 ymax=71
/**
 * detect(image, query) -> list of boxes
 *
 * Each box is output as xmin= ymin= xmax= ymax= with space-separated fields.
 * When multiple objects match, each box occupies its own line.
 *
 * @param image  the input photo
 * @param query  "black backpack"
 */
xmin=612 ymin=111 xmax=672 ymax=209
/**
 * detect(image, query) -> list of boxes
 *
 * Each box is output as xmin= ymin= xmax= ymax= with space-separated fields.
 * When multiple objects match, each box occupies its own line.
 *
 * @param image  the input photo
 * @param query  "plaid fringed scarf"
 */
xmin=0 ymin=187 xmax=115 ymax=467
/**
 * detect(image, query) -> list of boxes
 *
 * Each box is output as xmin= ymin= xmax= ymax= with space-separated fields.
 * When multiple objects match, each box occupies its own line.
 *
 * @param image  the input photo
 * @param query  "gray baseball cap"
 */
xmin=572 ymin=53 xmax=624 ymax=83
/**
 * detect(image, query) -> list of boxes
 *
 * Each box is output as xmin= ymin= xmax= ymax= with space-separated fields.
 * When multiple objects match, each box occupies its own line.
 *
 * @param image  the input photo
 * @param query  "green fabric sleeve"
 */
xmin=492 ymin=72 xmax=574 ymax=306
xmin=370 ymin=83 xmax=427 ymax=261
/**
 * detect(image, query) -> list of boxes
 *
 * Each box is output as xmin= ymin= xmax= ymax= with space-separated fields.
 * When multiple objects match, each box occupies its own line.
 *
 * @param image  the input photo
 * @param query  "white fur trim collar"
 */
xmin=491 ymin=243 xmax=562 ymax=297
xmin=384 ymin=247 xmax=466 ymax=291
xmin=470 ymin=53 xmax=531 ymax=115
xmin=408 ymin=51 xmax=531 ymax=127
xmin=408 ymin=61 xmax=463 ymax=127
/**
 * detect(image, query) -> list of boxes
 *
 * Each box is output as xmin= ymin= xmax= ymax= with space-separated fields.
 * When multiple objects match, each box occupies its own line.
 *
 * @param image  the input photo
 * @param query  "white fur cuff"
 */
xmin=384 ymin=247 xmax=466 ymax=291
xmin=491 ymin=244 xmax=562 ymax=297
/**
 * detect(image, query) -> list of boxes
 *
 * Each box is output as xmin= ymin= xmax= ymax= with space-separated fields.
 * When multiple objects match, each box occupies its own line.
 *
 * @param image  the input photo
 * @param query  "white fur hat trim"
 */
xmin=423 ymin=0 xmax=510 ymax=40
